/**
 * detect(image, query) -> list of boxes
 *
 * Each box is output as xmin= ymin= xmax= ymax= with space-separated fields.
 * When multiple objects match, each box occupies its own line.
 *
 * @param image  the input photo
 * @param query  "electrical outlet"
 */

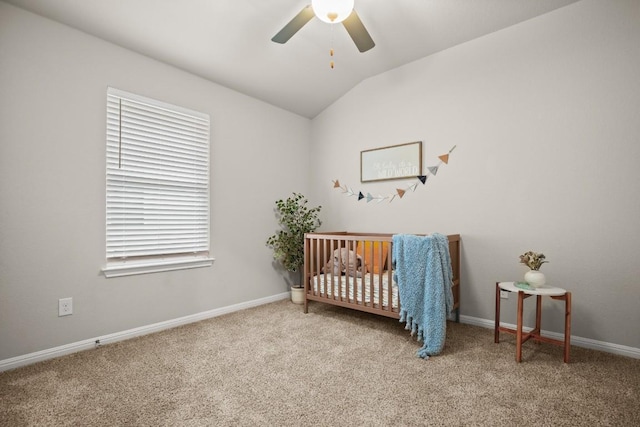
xmin=59 ymin=297 xmax=73 ymax=316
xmin=500 ymin=290 xmax=509 ymax=299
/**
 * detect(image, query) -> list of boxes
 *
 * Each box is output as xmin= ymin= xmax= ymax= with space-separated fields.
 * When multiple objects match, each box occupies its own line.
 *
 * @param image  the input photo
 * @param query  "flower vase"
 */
xmin=524 ymin=270 xmax=546 ymax=288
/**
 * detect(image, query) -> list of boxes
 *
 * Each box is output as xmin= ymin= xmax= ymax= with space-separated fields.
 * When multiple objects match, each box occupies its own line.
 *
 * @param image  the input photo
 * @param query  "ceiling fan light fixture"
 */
xmin=312 ymin=0 xmax=354 ymax=24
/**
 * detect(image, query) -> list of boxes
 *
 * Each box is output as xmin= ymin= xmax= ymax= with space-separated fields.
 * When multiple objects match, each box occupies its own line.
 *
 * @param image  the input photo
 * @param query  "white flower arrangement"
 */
xmin=519 ymin=251 xmax=548 ymax=271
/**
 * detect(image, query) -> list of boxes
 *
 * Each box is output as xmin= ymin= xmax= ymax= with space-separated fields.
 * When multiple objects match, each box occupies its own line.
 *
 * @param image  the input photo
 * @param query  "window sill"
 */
xmin=102 ymin=256 xmax=215 ymax=278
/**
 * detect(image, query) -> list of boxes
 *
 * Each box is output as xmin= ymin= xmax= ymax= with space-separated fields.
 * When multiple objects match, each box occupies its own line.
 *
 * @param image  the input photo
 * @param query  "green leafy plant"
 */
xmin=519 ymin=251 xmax=548 ymax=271
xmin=266 ymin=193 xmax=322 ymax=286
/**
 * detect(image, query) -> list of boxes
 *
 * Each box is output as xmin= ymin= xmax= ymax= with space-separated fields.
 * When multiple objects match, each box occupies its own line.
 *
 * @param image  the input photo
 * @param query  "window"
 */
xmin=102 ymin=88 xmax=213 ymax=278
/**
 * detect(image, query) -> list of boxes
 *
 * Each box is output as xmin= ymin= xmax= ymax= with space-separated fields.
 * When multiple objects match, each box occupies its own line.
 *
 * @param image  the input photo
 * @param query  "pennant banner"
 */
xmin=332 ymin=145 xmax=456 ymax=204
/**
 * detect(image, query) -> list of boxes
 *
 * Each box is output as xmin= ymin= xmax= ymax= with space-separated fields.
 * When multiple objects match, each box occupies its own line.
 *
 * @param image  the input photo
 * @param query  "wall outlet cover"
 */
xmin=59 ymin=298 xmax=73 ymax=316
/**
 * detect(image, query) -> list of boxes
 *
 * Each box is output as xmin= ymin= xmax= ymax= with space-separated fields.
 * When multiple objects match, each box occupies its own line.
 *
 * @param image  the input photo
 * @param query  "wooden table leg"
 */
xmin=516 ymin=291 xmax=524 ymax=362
xmin=495 ymin=282 xmax=501 ymax=343
xmin=564 ymin=292 xmax=572 ymax=363
xmin=534 ymin=295 xmax=542 ymax=343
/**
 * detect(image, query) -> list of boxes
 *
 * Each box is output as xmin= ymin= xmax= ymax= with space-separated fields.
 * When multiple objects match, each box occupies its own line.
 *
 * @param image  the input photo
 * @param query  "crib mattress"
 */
xmin=310 ymin=272 xmax=398 ymax=309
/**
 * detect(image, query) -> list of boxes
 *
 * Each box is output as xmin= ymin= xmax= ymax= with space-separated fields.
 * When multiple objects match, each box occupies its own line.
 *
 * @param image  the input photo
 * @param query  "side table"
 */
xmin=494 ymin=281 xmax=572 ymax=363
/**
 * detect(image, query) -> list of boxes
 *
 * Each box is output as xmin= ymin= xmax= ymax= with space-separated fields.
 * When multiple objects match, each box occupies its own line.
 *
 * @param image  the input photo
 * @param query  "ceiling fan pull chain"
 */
xmin=329 ymin=24 xmax=335 ymax=69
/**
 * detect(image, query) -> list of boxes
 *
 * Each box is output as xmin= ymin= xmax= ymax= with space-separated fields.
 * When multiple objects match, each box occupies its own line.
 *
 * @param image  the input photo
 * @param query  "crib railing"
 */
xmin=303 ymin=232 xmax=461 ymax=321
xmin=304 ymin=232 xmax=398 ymax=318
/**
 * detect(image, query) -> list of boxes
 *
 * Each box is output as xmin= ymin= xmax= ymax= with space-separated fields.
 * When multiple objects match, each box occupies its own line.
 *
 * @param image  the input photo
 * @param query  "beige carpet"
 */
xmin=1 ymin=300 xmax=639 ymax=426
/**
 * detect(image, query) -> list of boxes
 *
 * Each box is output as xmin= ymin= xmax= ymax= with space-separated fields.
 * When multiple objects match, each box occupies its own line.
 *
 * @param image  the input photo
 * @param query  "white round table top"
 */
xmin=499 ymin=281 xmax=567 ymax=296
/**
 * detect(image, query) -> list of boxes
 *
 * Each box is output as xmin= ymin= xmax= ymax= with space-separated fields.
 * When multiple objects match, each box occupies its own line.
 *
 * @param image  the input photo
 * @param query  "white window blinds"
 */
xmin=106 ymin=88 xmax=210 ymax=264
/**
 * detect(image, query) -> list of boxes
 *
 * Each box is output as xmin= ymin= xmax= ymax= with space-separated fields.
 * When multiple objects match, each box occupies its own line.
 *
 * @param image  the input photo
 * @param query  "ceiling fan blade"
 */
xmin=271 ymin=5 xmax=315 ymax=44
xmin=342 ymin=9 xmax=375 ymax=52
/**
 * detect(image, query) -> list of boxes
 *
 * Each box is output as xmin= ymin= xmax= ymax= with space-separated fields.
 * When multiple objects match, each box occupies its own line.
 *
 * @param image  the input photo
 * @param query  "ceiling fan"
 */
xmin=271 ymin=0 xmax=375 ymax=53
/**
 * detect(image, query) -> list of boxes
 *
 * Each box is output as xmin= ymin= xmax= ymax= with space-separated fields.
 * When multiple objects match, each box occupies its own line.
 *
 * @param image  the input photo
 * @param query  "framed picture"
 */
xmin=360 ymin=141 xmax=422 ymax=182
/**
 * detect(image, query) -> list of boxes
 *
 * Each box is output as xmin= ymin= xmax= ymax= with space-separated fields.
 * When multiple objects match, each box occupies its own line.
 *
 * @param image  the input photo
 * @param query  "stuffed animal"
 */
xmin=321 ymin=248 xmax=368 ymax=277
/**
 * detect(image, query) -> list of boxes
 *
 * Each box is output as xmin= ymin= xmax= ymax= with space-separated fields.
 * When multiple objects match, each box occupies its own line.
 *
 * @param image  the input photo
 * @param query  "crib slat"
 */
xmin=330 ymin=239 xmax=337 ymax=301
xmin=387 ymin=247 xmax=393 ymax=313
xmin=312 ymin=238 xmax=318 ymax=297
xmin=324 ymin=238 xmax=329 ymax=298
xmin=350 ymin=240 xmax=361 ymax=306
xmin=320 ymin=238 xmax=326 ymax=297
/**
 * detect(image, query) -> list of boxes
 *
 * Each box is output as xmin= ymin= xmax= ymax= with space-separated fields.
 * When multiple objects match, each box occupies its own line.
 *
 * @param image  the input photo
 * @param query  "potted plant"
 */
xmin=266 ymin=193 xmax=322 ymax=304
xmin=519 ymin=250 xmax=549 ymax=288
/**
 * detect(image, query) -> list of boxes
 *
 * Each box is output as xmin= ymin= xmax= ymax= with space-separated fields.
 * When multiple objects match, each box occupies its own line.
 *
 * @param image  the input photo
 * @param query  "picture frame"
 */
xmin=360 ymin=141 xmax=422 ymax=183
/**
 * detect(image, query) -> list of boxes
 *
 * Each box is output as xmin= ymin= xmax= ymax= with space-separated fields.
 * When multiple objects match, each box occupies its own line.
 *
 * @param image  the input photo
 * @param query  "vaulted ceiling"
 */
xmin=5 ymin=0 xmax=580 ymax=118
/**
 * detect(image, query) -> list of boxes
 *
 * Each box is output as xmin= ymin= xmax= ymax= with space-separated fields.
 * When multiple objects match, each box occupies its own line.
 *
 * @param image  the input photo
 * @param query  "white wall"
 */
xmin=310 ymin=0 xmax=640 ymax=349
xmin=0 ymin=2 xmax=311 ymax=360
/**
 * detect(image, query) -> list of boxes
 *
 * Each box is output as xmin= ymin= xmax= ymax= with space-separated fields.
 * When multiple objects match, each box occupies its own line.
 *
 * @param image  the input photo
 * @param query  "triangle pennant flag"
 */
xmin=428 ymin=166 xmax=439 ymax=175
xmin=333 ymin=180 xmax=341 ymax=188
xmin=438 ymin=154 xmax=449 ymax=164
xmin=418 ymin=175 xmax=428 ymax=184
xmin=409 ymin=183 xmax=418 ymax=192
xmin=366 ymin=193 xmax=374 ymax=202
xmin=397 ymin=189 xmax=406 ymax=198
xmin=358 ymin=192 xmax=365 ymax=201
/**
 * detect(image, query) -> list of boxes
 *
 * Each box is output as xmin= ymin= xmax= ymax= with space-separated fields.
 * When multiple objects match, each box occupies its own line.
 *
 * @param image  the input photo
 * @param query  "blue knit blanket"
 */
xmin=392 ymin=233 xmax=454 ymax=359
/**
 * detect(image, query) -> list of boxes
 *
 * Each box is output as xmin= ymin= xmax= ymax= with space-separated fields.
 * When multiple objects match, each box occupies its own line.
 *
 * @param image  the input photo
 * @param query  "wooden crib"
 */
xmin=303 ymin=232 xmax=460 ymax=321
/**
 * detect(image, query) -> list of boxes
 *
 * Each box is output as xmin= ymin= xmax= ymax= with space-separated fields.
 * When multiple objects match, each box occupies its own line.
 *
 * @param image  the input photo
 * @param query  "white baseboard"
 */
xmin=0 ymin=292 xmax=290 ymax=372
xmin=460 ymin=315 xmax=640 ymax=359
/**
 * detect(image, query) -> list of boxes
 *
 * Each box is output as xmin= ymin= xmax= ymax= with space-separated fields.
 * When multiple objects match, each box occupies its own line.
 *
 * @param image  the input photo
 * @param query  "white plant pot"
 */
xmin=524 ymin=270 xmax=546 ymax=288
xmin=291 ymin=286 xmax=305 ymax=304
